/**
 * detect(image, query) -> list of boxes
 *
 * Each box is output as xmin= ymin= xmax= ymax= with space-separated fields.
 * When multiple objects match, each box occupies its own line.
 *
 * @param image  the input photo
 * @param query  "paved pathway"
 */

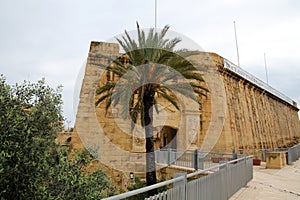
xmin=230 ymin=159 xmax=300 ymax=200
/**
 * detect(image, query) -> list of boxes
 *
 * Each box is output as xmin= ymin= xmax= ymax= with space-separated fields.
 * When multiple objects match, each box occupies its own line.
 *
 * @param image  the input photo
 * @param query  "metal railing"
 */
xmin=155 ymin=149 xmax=241 ymax=170
xmin=224 ymin=59 xmax=295 ymax=107
xmin=103 ymin=155 xmax=253 ymax=200
xmin=288 ymin=143 xmax=300 ymax=165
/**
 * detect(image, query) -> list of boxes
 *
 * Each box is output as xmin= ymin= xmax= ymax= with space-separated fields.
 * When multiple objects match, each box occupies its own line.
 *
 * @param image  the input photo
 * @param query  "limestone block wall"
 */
xmin=71 ymin=42 xmax=147 ymax=175
xmin=71 ymin=41 xmax=300 ymax=184
xmin=209 ymin=54 xmax=300 ymax=152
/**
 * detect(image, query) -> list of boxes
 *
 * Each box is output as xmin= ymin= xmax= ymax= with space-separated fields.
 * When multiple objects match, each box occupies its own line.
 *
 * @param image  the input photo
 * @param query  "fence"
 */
xmin=103 ymin=156 xmax=253 ymax=200
xmin=155 ymin=149 xmax=241 ymax=170
xmin=288 ymin=143 xmax=300 ymax=165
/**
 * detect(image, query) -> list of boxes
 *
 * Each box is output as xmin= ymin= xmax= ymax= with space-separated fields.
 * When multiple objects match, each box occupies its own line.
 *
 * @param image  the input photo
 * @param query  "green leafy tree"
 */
xmin=0 ymin=76 xmax=63 ymax=199
xmin=0 ymin=75 xmax=117 ymax=199
xmin=46 ymin=149 xmax=118 ymax=199
xmin=95 ymin=23 xmax=208 ymax=195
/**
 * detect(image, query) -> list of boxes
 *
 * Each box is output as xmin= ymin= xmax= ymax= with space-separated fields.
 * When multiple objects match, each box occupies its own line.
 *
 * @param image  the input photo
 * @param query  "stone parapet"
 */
xmin=266 ymin=151 xmax=287 ymax=169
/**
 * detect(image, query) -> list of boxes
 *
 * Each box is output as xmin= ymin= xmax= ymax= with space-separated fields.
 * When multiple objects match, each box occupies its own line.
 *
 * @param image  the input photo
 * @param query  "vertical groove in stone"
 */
xmin=214 ymin=61 xmax=299 ymax=152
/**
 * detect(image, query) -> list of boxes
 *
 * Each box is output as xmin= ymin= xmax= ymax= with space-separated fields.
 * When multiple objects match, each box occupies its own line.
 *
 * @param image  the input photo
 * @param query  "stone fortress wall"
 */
xmin=69 ymin=41 xmax=300 ymax=186
xmin=205 ymin=53 xmax=300 ymax=152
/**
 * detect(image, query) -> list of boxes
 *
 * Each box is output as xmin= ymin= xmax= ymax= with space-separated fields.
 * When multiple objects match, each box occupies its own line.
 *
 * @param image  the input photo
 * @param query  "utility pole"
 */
xmin=155 ymin=0 xmax=157 ymax=31
xmin=264 ymin=53 xmax=269 ymax=84
xmin=234 ymin=21 xmax=240 ymax=67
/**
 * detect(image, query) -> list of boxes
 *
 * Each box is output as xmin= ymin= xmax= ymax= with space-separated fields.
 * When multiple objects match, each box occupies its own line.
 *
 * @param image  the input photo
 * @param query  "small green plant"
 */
xmin=126 ymin=176 xmax=168 ymax=199
xmin=126 ymin=177 xmax=148 ymax=200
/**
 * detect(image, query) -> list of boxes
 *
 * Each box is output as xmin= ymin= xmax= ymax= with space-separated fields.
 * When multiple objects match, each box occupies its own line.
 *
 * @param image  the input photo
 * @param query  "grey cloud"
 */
xmin=1 ymin=0 xmax=299 ymax=126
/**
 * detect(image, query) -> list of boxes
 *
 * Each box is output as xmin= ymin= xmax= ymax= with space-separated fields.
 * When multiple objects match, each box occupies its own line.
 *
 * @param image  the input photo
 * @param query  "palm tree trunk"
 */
xmin=143 ymin=88 xmax=158 ymax=196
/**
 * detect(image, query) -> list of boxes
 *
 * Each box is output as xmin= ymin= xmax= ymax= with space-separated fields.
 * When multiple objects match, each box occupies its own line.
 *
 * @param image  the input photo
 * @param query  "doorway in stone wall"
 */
xmin=154 ymin=126 xmax=177 ymax=150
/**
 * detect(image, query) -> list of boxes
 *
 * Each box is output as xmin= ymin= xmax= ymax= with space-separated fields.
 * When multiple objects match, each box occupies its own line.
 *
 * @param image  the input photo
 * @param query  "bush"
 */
xmin=126 ymin=176 xmax=168 ymax=200
xmin=0 ymin=75 xmax=117 ymax=199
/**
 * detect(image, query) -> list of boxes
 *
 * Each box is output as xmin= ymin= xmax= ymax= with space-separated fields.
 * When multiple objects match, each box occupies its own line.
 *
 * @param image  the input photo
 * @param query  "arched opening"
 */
xmin=154 ymin=126 xmax=177 ymax=150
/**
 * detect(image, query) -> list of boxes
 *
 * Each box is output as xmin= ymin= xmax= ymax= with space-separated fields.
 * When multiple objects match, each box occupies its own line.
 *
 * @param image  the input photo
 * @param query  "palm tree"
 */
xmin=95 ymin=23 xmax=208 ymax=195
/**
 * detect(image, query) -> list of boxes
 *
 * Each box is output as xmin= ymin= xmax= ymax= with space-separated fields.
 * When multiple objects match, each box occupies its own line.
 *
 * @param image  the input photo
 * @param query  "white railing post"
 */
xmin=225 ymin=162 xmax=230 ymax=199
xmin=262 ymin=149 xmax=267 ymax=162
xmin=183 ymin=172 xmax=187 ymax=200
xmin=296 ymin=145 xmax=298 ymax=160
xmin=174 ymin=172 xmax=187 ymax=200
xmin=243 ymin=156 xmax=247 ymax=187
xmin=167 ymin=148 xmax=171 ymax=166
xmin=288 ymin=147 xmax=293 ymax=165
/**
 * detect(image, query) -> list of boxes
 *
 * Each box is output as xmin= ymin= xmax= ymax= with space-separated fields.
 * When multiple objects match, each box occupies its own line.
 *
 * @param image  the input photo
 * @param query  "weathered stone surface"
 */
xmin=213 ymin=60 xmax=300 ymax=152
xmin=266 ymin=152 xmax=287 ymax=169
xmin=70 ymin=41 xmax=300 ymax=187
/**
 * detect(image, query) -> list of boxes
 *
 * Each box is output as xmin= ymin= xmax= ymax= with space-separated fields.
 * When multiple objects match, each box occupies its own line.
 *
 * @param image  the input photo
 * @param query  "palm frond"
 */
xmin=106 ymin=65 xmax=127 ymax=77
xmin=137 ymin=22 xmax=145 ymax=49
xmin=121 ymin=33 xmax=133 ymax=51
xmin=180 ymin=71 xmax=205 ymax=82
xmin=90 ymin=54 xmax=125 ymax=71
xmin=146 ymin=28 xmax=154 ymax=48
xmin=96 ymin=82 xmax=115 ymax=95
xmin=105 ymin=96 xmax=112 ymax=110
xmin=164 ymin=83 xmax=200 ymax=104
xmin=193 ymin=89 xmax=208 ymax=98
xmin=190 ymin=82 xmax=209 ymax=92
xmin=165 ymin=38 xmax=181 ymax=50
xmin=156 ymin=88 xmax=180 ymax=110
xmin=175 ymin=50 xmax=201 ymax=57
xmin=94 ymin=22 xmax=209 ymax=130
xmin=158 ymin=25 xmax=170 ymax=45
xmin=95 ymin=92 xmax=111 ymax=106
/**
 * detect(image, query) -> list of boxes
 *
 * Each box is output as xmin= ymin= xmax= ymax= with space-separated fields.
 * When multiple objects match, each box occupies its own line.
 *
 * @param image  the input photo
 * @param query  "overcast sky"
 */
xmin=0 ymin=0 xmax=299 ymax=126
